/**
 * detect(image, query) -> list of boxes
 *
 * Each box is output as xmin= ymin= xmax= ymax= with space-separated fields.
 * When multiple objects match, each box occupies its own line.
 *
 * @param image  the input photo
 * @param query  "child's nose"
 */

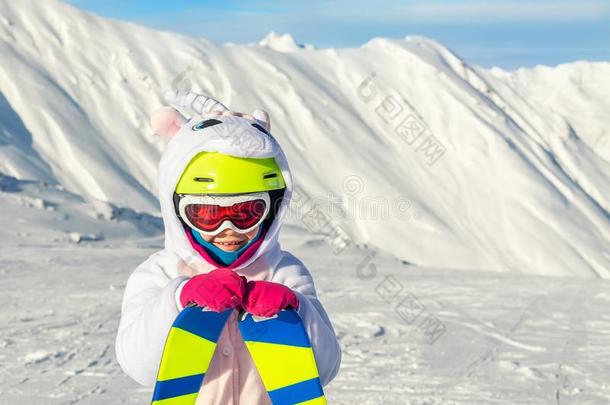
xmin=219 ymin=229 xmax=238 ymax=237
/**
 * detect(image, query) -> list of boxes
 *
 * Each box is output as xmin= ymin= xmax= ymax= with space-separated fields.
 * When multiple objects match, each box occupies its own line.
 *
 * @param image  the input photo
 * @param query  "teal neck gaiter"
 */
xmin=190 ymin=225 xmax=264 ymax=266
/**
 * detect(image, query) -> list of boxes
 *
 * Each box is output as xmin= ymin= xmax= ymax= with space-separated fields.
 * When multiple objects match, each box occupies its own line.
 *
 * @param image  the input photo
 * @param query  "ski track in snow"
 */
xmin=2 ymin=231 xmax=610 ymax=404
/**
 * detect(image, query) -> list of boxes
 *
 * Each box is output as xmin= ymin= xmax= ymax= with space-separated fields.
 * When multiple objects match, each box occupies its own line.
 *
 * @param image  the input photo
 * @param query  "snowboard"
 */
xmin=238 ymin=309 xmax=327 ymax=405
xmin=151 ymin=305 xmax=233 ymax=404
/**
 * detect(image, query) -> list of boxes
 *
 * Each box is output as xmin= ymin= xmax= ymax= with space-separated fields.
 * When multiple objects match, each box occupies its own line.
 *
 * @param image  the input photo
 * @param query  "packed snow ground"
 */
xmin=2 ymin=175 xmax=610 ymax=404
xmin=2 ymin=233 xmax=610 ymax=404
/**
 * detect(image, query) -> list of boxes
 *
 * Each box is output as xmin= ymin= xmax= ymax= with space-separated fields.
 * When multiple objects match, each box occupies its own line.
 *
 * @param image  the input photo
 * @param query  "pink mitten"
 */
xmin=242 ymin=280 xmax=300 ymax=317
xmin=180 ymin=269 xmax=246 ymax=312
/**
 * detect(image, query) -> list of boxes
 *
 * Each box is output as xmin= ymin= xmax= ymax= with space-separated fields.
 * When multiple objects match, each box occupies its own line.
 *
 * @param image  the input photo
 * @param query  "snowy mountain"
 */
xmin=3 ymin=2 xmax=610 ymax=404
xmin=0 ymin=172 xmax=163 ymax=246
xmin=1 ymin=0 xmax=609 ymax=277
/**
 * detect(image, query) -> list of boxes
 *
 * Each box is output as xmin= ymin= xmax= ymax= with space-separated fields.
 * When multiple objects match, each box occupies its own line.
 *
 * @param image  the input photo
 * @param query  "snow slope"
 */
xmin=0 ymin=172 xmax=163 ymax=246
xmin=3 ymin=232 xmax=610 ymax=404
xmin=2 ymin=164 xmax=610 ymax=404
xmin=0 ymin=0 xmax=609 ymax=277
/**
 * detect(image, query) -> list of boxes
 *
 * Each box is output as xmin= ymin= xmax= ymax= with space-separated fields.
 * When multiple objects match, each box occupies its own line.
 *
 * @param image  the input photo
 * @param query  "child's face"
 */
xmin=199 ymin=226 xmax=260 ymax=252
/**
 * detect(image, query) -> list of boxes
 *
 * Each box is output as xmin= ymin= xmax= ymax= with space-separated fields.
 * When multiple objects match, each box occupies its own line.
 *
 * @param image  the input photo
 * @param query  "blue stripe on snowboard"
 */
xmin=152 ymin=373 xmax=205 ymax=401
xmin=174 ymin=307 xmax=232 ymax=342
xmin=267 ymin=377 xmax=324 ymax=404
xmin=239 ymin=310 xmax=310 ymax=347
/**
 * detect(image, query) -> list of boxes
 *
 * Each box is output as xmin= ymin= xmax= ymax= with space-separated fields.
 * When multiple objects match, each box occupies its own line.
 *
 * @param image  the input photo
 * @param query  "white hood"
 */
xmin=155 ymin=109 xmax=293 ymax=279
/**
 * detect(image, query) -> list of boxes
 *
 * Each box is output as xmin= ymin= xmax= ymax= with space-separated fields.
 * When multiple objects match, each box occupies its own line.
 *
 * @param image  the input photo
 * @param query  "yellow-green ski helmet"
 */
xmin=175 ymin=151 xmax=286 ymax=195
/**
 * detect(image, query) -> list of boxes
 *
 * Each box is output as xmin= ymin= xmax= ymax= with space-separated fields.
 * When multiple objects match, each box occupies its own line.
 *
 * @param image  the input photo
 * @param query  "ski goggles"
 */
xmin=176 ymin=192 xmax=270 ymax=236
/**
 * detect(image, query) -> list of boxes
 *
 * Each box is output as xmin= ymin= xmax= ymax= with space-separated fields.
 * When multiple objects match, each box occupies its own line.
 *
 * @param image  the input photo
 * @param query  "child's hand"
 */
xmin=180 ymin=269 xmax=246 ymax=312
xmin=241 ymin=280 xmax=299 ymax=317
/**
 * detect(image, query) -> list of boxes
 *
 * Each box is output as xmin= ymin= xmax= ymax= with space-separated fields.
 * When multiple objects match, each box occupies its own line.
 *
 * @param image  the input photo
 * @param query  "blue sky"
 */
xmin=66 ymin=0 xmax=610 ymax=69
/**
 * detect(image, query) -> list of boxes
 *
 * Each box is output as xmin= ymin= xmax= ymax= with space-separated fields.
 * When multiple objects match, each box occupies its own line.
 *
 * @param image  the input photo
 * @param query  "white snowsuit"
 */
xmin=115 ymin=110 xmax=342 ymax=404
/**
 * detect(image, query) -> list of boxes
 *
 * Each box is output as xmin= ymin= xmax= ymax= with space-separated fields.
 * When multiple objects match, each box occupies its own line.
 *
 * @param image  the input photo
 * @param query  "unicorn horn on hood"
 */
xmin=164 ymin=90 xmax=230 ymax=116
xmin=151 ymin=90 xmax=230 ymax=139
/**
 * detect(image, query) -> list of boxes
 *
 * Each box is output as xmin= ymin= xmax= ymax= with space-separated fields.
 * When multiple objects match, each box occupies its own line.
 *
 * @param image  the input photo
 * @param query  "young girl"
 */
xmin=115 ymin=90 xmax=341 ymax=404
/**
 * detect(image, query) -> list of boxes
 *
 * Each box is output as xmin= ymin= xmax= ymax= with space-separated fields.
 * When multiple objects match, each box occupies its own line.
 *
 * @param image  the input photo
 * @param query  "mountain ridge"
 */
xmin=1 ymin=0 xmax=609 ymax=276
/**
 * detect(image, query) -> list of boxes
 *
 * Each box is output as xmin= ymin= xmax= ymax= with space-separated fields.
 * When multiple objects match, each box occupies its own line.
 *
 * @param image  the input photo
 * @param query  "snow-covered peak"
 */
xmin=259 ymin=31 xmax=304 ymax=52
xmin=1 ymin=0 xmax=609 ymax=277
